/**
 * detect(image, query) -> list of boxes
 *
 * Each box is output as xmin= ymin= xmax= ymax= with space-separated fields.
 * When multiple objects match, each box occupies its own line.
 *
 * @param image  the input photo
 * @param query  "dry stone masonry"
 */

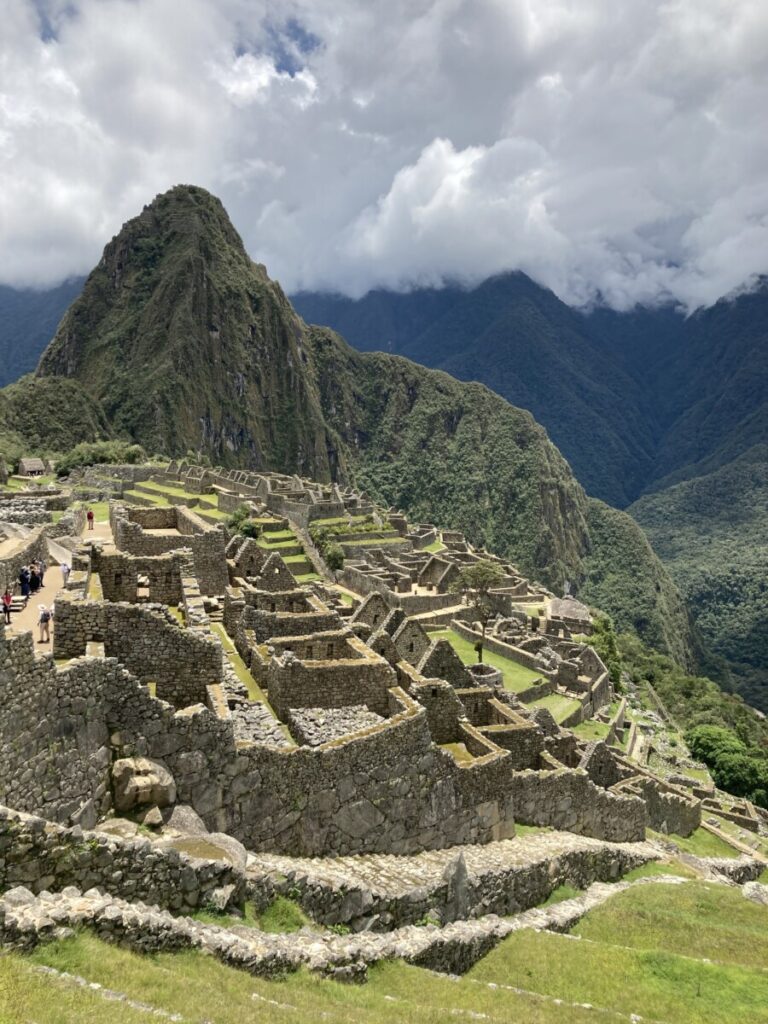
xmin=0 ymin=458 xmax=723 ymax=982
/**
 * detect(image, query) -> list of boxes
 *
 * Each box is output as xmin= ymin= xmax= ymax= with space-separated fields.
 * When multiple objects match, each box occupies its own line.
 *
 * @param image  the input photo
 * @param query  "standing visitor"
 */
xmin=86 ymin=507 xmax=95 ymax=531
xmin=29 ymin=564 xmax=40 ymax=595
xmin=39 ymin=558 xmax=46 ymax=585
xmin=61 ymin=563 xmax=71 ymax=586
xmin=2 ymin=588 xmax=11 ymax=624
xmin=19 ymin=566 xmax=30 ymax=600
xmin=38 ymin=604 xmax=51 ymax=644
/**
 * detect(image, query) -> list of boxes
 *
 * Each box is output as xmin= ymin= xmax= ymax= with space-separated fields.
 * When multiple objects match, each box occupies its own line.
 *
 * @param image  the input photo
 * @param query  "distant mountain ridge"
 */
xmin=21 ymin=183 xmax=694 ymax=666
xmin=293 ymin=277 xmax=768 ymax=710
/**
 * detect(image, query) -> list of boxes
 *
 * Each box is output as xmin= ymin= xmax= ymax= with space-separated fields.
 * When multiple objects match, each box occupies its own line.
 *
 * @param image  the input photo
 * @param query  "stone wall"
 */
xmin=510 ymin=768 xmax=647 ymax=842
xmin=52 ymin=594 xmax=222 ymax=707
xmin=613 ymin=775 xmax=701 ymax=837
xmin=94 ymin=550 xmax=183 ymax=605
xmin=0 ymin=806 xmax=244 ymax=913
xmin=267 ymin=641 xmax=398 ymax=719
xmin=0 ymin=527 xmax=47 ymax=591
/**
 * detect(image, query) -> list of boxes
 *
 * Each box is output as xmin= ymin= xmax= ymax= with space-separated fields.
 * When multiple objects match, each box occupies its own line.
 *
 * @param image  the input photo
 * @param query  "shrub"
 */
xmin=56 ymin=441 xmax=146 ymax=477
xmin=325 ymin=543 xmax=344 ymax=571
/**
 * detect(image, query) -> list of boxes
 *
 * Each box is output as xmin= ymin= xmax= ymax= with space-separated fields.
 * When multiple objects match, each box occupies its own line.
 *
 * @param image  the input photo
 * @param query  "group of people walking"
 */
xmin=18 ymin=559 xmax=46 ymax=599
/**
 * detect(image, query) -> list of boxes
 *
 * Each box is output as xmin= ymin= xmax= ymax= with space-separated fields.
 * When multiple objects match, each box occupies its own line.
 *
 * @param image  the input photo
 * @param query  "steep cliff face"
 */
xmin=33 ymin=184 xmax=693 ymax=655
xmin=37 ymin=185 xmax=339 ymax=477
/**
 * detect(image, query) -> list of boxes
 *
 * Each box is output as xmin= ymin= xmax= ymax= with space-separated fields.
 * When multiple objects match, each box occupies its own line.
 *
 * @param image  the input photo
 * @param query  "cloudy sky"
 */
xmin=2 ymin=0 xmax=768 ymax=309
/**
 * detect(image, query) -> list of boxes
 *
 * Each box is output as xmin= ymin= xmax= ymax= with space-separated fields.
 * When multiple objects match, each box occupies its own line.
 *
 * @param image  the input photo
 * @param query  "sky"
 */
xmin=2 ymin=0 xmax=768 ymax=310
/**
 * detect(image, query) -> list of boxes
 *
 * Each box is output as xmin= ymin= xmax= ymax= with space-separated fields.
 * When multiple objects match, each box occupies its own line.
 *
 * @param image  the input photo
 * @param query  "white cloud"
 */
xmin=1 ymin=0 xmax=768 ymax=309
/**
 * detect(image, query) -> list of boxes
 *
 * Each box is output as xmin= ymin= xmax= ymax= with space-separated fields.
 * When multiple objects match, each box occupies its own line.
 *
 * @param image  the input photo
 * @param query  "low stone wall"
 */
xmin=0 ymin=806 xmax=244 ymax=912
xmin=510 ymin=768 xmax=647 ymax=842
xmin=516 ymin=678 xmax=555 ymax=704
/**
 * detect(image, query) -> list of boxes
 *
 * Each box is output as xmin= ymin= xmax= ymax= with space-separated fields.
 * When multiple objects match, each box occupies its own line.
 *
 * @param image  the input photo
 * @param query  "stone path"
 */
xmin=247 ymin=832 xmax=660 ymax=929
xmin=0 ymin=874 xmax=692 ymax=981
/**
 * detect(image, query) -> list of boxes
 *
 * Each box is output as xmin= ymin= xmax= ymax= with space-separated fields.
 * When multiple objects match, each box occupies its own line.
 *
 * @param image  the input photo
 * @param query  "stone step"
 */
xmin=0 ymin=874 xmax=693 ymax=981
xmin=246 ymin=831 xmax=659 ymax=930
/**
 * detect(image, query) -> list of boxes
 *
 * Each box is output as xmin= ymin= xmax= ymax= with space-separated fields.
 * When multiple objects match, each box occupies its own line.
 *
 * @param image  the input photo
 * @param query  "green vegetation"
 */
xmin=649 ymin=826 xmax=740 ymax=859
xmin=469 ymin=888 xmax=768 ymax=1024
xmin=193 ymin=897 xmax=308 ymax=934
xmin=619 ymin=860 xmax=697 ymax=881
xmin=580 ymin=499 xmax=695 ymax=667
xmin=429 ymin=628 xmax=543 ymax=692
xmin=539 ymin=883 xmax=581 ymax=906
xmin=571 ymin=718 xmax=611 ymax=742
xmin=530 ymin=692 xmax=581 ymax=724
xmin=56 ymin=440 xmax=146 ymax=477
xmin=449 ymin=559 xmax=506 ymax=663
xmin=686 ymin=725 xmax=768 ymax=808
xmin=574 ymin=881 xmax=768 ymax=971
xmin=325 ymin=542 xmax=344 ymax=570
xmin=631 ymin=445 xmax=768 ymax=713
xmin=0 ymin=930 xmax=616 ymax=1024
xmin=619 ymin=632 xmax=768 ymax=759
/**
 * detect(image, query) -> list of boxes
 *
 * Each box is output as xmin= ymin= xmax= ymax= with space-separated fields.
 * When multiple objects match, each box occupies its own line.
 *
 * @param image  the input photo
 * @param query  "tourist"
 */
xmin=18 ymin=566 xmax=30 ymax=600
xmin=86 ymin=507 xmax=95 ymax=531
xmin=29 ymin=564 xmax=40 ymax=595
xmin=61 ymin=562 xmax=71 ymax=585
xmin=2 ymin=588 xmax=11 ymax=624
xmin=39 ymin=558 xmax=47 ymax=585
xmin=37 ymin=604 xmax=51 ymax=644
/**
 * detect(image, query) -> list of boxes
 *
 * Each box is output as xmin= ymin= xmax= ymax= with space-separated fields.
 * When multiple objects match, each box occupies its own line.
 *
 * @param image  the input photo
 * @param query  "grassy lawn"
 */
xmin=620 ymin=860 xmax=697 ymax=882
xmin=195 ymin=506 xmax=229 ymax=522
xmin=649 ymin=826 xmax=741 ymax=859
xmin=469 ymin=893 xmax=768 ymax=1024
xmin=422 ymin=539 xmax=446 ymax=553
xmin=343 ymin=535 xmax=401 ymax=546
xmin=529 ymin=692 xmax=581 ymax=724
xmin=138 ymin=480 xmax=190 ymax=498
xmin=571 ymin=718 xmax=611 ymax=742
xmin=123 ymin=488 xmax=169 ymax=507
xmin=428 ymin=628 xmax=543 ymax=693
xmin=294 ymin=572 xmax=321 ymax=583
xmin=574 ymin=881 xmax=768 ymax=971
xmin=9 ymin=931 xmax=608 ymax=1024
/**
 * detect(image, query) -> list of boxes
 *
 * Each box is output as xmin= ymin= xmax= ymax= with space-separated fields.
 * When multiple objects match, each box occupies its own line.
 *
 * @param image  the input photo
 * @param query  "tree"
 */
xmin=325 ymin=543 xmax=344 ymax=571
xmin=451 ymin=560 xmax=506 ymax=663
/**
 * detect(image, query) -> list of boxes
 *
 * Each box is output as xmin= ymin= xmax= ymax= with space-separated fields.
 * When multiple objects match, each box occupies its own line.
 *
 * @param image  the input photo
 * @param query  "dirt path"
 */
xmin=6 ymin=569 xmax=65 ymax=647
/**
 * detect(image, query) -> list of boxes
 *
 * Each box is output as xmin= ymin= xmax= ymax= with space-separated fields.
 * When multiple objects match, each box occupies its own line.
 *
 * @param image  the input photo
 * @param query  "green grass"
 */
xmin=428 ymin=628 xmax=543 ymax=693
xmin=138 ymin=480 xmax=190 ymax=498
xmin=295 ymin=572 xmax=321 ymax=583
xmin=620 ymin=859 xmax=697 ymax=881
xmin=571 ymin=718 xmax=611 ymax=742
xmin=539 ymin=883 xmax=581 ymax=907
xmin=123 ymin=488 xmax=169 ymax=507
xmin=422 ymin=539 xmax=446 ymax=553
xmin=80 ymin=501 xmax=110 ymax=523
xmin=574 ymin=881 xmax=768 ymax=971
xmin=469 ymin=896 xmax=768 ymax=1024
xmin=208 ymin=622 xmax=272 ymax=707
xmin=649 ymin=826 xmax=741 ymax=858
xmin=192 ymin=897 xmax=308 ymax=933
xmin=195 ymin=506 xmax=229 ymax=522
xmin=530 ymin=692 xmax=581 ymax=724
xmin=9 ymin=931 xmax=609 ymax=1024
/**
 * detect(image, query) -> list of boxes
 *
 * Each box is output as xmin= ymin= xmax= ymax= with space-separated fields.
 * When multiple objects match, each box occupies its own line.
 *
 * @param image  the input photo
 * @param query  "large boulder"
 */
xmin=112 ymin=757 xmax=176 ymax=812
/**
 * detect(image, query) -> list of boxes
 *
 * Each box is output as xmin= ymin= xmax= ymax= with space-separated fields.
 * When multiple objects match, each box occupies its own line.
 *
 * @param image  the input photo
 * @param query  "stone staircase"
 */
xmin=247 ymin=831 xmax=660 ymax=930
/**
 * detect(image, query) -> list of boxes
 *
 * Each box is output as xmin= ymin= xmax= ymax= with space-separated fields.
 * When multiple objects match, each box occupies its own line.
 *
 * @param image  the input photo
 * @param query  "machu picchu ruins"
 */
xmin=0 ymin=457 xmax=765 ymax=990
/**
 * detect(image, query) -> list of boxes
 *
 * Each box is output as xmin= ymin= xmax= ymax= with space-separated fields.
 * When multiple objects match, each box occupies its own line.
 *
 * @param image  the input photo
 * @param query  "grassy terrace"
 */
xmin=422 ymin=539 xmax=446 ymax=553
xmin=429 ymin=627 xmax=543 ymax=693
xmin=649 ymin=826 xmax=741 ymax=859
xmin=7 ymin=877 xmax=768 ymax=1023
xmin=529 ymin=692 xmax=581 ymax=724
xmin=571 ymin=717 xmax=612 ymax=742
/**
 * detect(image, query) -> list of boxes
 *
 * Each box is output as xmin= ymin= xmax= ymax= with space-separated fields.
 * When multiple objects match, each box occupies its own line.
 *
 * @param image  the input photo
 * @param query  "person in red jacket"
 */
xmin=2 ymin=588 xmax=12 ymax=625
xmin=86 ymin=507 xmax=95 ymax=531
